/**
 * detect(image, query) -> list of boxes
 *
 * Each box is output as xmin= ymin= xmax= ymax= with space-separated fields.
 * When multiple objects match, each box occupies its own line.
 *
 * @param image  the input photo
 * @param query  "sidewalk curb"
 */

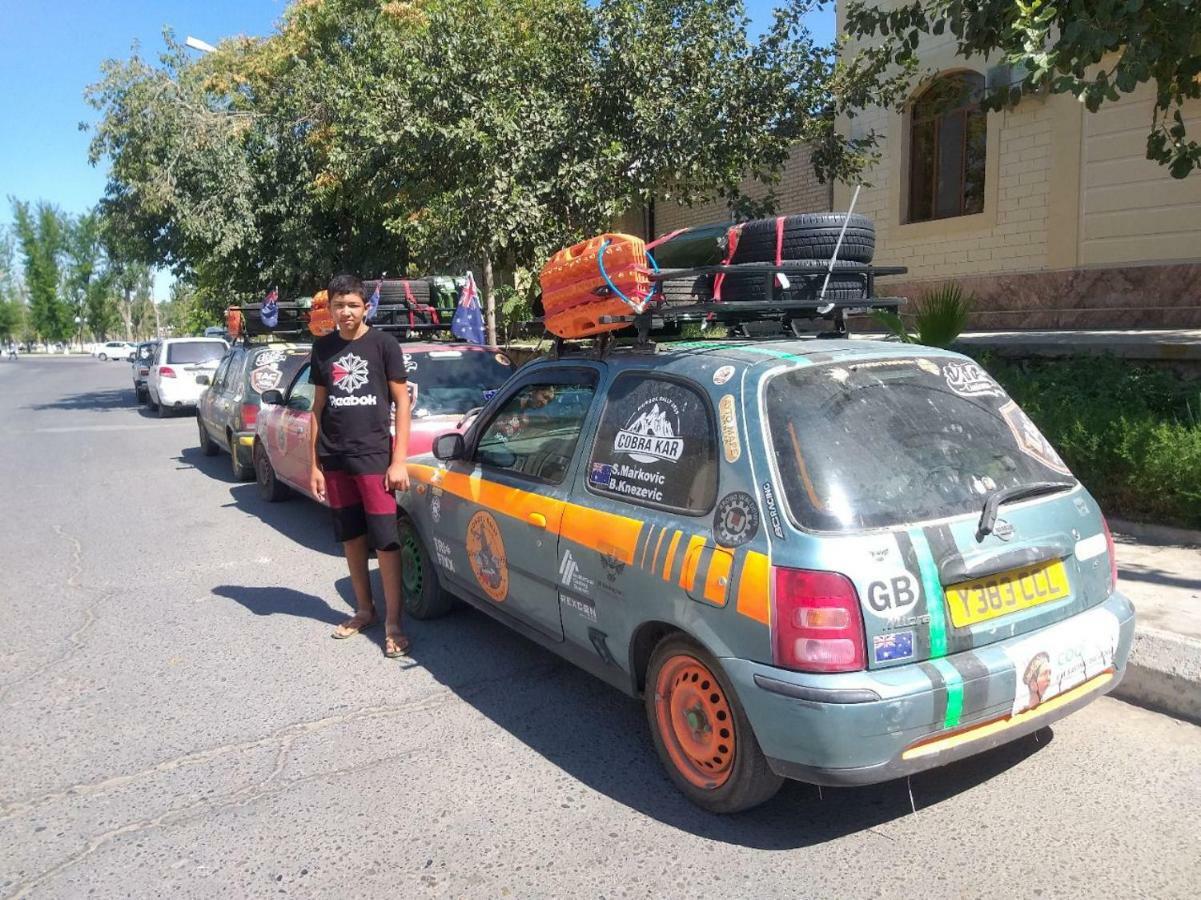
xmin=1114 ymin=626 xmax=1201 ymax=725
xmin=1110 ymin=518 xmax=1201 ymax=547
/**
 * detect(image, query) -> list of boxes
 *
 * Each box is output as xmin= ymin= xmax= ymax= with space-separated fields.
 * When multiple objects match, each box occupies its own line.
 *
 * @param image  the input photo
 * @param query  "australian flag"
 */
xmin=451 ymin=271 xmax=485 ymax=345
xmin=260 ymin=287 xmax=279 ymax=329
xmin=365 ymin=280 xmax=381 ymax=322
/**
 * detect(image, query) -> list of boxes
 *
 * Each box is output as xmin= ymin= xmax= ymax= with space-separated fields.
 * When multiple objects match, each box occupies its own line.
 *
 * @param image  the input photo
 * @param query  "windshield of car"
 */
xmin=242 ymin=347 xmax=310 ymax=399
xmin=167 ymin=341 xmax=226 ymax=365
xmin=407 ymin=350 xmax=514 ymax=417
xmin=764 ymin=357 xmax=1076 ymax=532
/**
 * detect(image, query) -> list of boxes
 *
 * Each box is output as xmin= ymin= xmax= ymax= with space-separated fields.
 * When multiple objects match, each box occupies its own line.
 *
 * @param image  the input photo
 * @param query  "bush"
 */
xmin=981 ymin=354 xmax=1201 ymax=529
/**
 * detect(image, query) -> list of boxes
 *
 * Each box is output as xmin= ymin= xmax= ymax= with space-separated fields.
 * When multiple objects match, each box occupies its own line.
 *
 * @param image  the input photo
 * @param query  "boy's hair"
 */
xmin=328 ymin=273 xmax=366 ymax=302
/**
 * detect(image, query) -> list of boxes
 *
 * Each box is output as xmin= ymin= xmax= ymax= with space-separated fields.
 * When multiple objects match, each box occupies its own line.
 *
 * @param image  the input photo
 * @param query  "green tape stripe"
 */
xmin=931 ymin=659 xmax=965 ymax=729
xmin=666 ymin=341 xmax=813 ymax=366
xmin=908 ymin=529 xmax=963 ymax=729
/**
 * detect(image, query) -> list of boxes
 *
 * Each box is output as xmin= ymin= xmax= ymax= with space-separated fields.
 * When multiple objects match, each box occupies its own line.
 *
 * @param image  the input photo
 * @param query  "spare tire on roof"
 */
xmin=718 ymin=260 xmax=871 ymax=304
xmin=657 ymin=272 xmax=714 ymax=306
xmin=364 ymin=278 xmax=432 ymax=306
xmin=730 ymin=213 xmax=875 ymax=265
xmin=648 ymin=223 xmax=730 ymax=269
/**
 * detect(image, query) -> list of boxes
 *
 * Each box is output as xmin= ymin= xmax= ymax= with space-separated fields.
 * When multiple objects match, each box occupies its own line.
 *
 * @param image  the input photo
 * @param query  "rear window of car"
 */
xmin=764 ymin=357 xmax=1076 ymax=532
xmin=407 ymin=349 xmax=514 ymax=417
xmin=242 ymin=347 xmax=310 ymax=398
xmin=167 ymin=341 xmax=226 ymax=365
xmin=587 ymin=374 xmax=717 ymax=515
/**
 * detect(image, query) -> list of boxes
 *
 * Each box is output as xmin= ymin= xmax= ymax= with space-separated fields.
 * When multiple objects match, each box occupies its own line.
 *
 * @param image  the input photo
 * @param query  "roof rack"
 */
xmin=228 ymin=301 xmax=456 ymax=343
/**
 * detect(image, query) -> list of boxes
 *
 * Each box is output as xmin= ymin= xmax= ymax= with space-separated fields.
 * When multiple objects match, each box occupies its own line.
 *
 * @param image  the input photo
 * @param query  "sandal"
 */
xmin=331 ymin=611 xmax=377 ymax=639
xmin=384 ymin=630 xmax=411 ymax=658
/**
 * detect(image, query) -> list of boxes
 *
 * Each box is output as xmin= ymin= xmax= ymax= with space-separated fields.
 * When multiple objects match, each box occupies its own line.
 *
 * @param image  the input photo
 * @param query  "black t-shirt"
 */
xmin=309 ymin=328 xmax=408 ymax=472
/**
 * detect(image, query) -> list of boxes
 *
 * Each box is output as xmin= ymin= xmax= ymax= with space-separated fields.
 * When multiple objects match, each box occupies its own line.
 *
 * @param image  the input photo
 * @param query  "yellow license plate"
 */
xmin=945 ymin=560 xmax=1070 ymax=628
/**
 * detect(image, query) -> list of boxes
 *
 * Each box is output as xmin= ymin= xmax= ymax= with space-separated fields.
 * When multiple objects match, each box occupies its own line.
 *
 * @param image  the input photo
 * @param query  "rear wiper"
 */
xmin=976 ymin=481 xmax=1075 ymax=541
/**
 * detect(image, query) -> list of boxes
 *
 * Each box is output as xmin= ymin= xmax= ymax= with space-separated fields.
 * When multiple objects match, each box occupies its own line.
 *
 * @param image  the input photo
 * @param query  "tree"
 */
xmin=64 ymin=211 xmax=120 ymax=342
xmin=11 ymin=200 xmax=70 ymax=343
xmin=0 ymin=228 xmax=24 ymax=343
xmin=843 ymin=0 xmax=1201 ymax=178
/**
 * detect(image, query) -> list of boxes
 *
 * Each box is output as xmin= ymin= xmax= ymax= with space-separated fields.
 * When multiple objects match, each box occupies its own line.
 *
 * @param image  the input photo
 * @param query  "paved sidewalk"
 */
xmin=1111 ymin=530 xmax=1201 ymax=723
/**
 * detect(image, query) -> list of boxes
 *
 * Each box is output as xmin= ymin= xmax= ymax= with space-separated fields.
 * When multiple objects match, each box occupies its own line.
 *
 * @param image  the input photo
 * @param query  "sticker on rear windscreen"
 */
xmin=873 ymin=630 xmax=914 ymax=663
xmin=718 ymin=395 xmax=741 ymax=463
xmin=999 ymin=401 xmax=1072 ymax=475
xmin=253 ymin=348 xmax=288 ymax=367
xmin=250 ymin=365 xmax=282 ymax=394
xmin=942 ymin=361 xmax=1004 ymax=399
xmin=614 ymin=396 xmax=684 ymax=464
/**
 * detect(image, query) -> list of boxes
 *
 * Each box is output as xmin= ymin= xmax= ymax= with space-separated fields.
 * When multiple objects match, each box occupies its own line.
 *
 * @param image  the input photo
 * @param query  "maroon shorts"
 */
xmin=324 ymin=469 xmax=400 ymax=550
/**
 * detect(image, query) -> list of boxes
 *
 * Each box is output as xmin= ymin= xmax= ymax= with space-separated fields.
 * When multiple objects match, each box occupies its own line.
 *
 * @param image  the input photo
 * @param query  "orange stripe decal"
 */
xmin=560 ymin=504 xmax=643 ymax=565
xmin=661 ymin=531 xmax=683 ymax=580
xmin=640 ymin=525 xmax=658 ymax=569
xmin=678 ymin=535 xmax=706 ymax=591
xmin=651 ymin=528 xmax=668 ymax=572
xmin=736 ymin=551 xmax=771 ymax=625
xmin=703 ymin=549 xmax=733 ymax=607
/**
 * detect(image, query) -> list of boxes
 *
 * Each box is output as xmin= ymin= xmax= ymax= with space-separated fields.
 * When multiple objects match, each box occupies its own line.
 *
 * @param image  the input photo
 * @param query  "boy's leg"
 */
xmin=354 ymin=472 xmax=408 ymax=655
xmin=325 ymin=469 xmax=377 ymax=636
xmin=342 ymin=534 xmax=376 ymax=621
xmin=376 ymin=547 xmax=406 ymax=641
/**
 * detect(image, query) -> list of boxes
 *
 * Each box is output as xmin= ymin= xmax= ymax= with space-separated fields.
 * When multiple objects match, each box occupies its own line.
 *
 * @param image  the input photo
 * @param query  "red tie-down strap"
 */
xmin=775 ymin=215 xmax=785 ymax=266
xmin=712 ymin=223 xmax=743 ymax=302
xmin=401 ymin=281 xmax=417 ymax=327
xmin=645 ymin=228 xmax=686 ymax=251
xmin=401 ymin=281 xmax=441 ymax=325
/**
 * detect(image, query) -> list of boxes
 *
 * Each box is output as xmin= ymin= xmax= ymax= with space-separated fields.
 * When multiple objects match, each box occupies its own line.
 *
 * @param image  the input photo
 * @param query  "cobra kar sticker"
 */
xmin=466 ymin=510 xmax=508 ymax=603
xmin=943 ymin=361 xmax=1004 ymax=399
xmin=614 ymin=396 xmax=684 ymax=464
xmin=718 ymin=394 xmax=741 ymax=463
xmin=712 ymin=365 xmax=736 ymax=386
xmin=713 ymin=492 xmax=760 ymax=548
xmin=1003 ymin=606 xmax=1119 ymax=716
xmin=760 ymin=482 xmax=785 ymax=540
xmin=999 ymin=400 xmax=1072 ymax=475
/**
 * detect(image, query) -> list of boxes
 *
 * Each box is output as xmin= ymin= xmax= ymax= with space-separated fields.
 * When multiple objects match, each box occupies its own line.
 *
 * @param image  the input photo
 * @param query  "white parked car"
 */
xmin=95 ymin=341 xmax=136 ymax=361
xmin=146 ymin=338 xmax=230 ymax=418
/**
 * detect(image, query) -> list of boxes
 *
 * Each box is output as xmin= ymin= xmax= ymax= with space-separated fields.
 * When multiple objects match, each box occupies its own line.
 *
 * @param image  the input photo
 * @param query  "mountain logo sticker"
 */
xmin=614 ymin=396 xmax=683 ymax=464
xmin=331 ymin=352 xmax=370 ymax=393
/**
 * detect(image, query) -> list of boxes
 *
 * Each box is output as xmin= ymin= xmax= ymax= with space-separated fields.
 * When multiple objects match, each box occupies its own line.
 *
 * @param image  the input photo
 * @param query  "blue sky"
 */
xmin=0 ymin=0 xmax=834 ymax=298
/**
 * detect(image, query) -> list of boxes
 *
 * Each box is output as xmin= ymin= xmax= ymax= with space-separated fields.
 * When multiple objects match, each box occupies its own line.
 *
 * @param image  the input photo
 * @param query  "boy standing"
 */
xmin=308 ymin=274 xmax=412 ymax=658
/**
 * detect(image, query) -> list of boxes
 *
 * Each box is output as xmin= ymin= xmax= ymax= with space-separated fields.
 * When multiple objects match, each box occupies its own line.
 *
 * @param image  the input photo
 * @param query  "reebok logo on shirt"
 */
xmin=327 ymin=394 xmax=378 ymax=407
xmin=331 ymin=352 xmax=370 ymax=393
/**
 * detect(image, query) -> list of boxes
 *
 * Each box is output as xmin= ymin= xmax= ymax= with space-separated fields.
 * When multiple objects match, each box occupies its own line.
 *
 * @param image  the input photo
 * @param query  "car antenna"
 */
xmin=816 ymin=183 xmax=863 ymax=315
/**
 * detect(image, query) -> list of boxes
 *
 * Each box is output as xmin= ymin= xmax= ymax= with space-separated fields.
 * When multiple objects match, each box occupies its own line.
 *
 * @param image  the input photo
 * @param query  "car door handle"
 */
xmin=527 ymin=512 xmax=547 ymax=528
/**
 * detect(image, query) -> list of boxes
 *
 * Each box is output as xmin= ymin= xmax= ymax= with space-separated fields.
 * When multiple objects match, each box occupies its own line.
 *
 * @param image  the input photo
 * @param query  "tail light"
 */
xmin=771 ymin=567 xmax=866 ymax=673
xmin=138 ymin=367 xmax=149 ymax=377
xmin=240 ymin=403 xmax=258 ymax=429
xmin=159 ymin=366 xmax=176 ymax=378
xmin=1102 ymin=516 xmax=1118 ymax=593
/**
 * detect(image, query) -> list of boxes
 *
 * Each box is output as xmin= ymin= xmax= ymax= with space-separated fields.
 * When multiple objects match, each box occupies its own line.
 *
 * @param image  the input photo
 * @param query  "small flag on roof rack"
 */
xmin=451 ymin=271 xmax=485 ymax=345
xmin=260 ymin=287 xmax=279 ymax=329
xmin=366 ymin=279 xmax=381 ymax=322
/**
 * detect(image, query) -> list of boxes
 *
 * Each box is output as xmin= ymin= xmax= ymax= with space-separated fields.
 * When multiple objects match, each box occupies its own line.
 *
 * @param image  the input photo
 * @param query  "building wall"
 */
xmin=836 ymin=1 xmax=1201 ymax=327
xmin=653 ymin=144 xmax=831 ymax=235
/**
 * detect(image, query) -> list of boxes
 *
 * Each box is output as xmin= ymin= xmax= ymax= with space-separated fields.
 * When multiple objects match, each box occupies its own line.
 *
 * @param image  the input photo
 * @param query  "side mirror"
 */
xmin=195 ymin=375 xmax=211 ymax=386
xmin=260 ymin=389 xmax=284 ymax=406
xmin=433 ymin=432 xmax=465 ymax=460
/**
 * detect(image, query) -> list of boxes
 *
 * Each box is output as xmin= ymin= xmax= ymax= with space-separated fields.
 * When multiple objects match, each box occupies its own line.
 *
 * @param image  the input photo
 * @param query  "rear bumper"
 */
xmin=723 ymin=592 xmax=1135 ymax=786
xmin=157 ymin=381 xmax=205 ymax=407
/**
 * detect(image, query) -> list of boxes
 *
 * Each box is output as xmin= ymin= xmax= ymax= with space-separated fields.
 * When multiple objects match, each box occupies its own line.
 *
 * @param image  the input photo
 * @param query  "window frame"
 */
xmin=584 ymin=371 xmax=720 ymax=517
xmin=907 ymin=71 xmax=987 ymax=224
xmin=467 ymin=366 xmax=601 ymax=488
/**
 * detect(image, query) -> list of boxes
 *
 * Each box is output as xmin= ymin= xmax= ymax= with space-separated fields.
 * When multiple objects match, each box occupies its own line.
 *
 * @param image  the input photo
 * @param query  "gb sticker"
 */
xmin=865 ymin=572 xmax=919 ymax=616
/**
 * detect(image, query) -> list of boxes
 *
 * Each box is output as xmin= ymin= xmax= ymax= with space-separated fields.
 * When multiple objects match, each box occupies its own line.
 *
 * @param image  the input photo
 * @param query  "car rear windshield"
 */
xmin=242 ymin=348 xmax=310 ymax=398
xmin=764 ymin=357 xmax=1076 ymax=532
xmin=408 ymin=350 xmax=514 ymax=416
xmin=167 ymin=341 xmax=226 ymax=365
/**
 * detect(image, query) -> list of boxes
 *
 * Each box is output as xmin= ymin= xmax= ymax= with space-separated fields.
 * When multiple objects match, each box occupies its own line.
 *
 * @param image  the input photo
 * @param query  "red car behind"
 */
xmin=253 ymin=342 xmax=515 ymax=503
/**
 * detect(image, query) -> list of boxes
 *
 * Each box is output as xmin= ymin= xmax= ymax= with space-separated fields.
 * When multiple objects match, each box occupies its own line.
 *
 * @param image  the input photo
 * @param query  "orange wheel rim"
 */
xmin=654 ymin=654 xmax=736 ymax=790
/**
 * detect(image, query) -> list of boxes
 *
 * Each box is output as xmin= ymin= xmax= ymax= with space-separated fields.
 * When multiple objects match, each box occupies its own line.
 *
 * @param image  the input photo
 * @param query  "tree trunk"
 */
xmin=482 ymin=253 xmax=497 ymax=347
xmin=118 ymin=286 xmax=134 ymax=340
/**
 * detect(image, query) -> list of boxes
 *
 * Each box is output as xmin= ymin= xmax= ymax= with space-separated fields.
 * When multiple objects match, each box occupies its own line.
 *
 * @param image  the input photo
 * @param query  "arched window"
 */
xmin=909 ymin=72 xmax=987 ymax=222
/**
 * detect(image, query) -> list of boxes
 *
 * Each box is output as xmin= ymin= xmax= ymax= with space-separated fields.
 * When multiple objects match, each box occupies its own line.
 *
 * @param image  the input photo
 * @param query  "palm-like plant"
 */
xmin=872 ymin=283 xmax=973 ymax=348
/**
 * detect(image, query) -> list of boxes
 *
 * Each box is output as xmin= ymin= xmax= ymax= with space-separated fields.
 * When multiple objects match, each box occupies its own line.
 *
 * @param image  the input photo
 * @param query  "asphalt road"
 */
xmin=1 ymin=356 xmax=1199 ymax=899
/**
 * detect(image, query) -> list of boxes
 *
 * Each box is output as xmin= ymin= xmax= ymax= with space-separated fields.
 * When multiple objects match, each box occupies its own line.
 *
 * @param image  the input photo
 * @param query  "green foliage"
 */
xmin=871 ymin=282 xmax=972 ymax=348
xmin=843 ymin=0 xmax=1201 ymax=178
xmin=982 ymin=355 xmax=1201 ymax=529
xmin=11 ymin=200 xmax=71 ymax=342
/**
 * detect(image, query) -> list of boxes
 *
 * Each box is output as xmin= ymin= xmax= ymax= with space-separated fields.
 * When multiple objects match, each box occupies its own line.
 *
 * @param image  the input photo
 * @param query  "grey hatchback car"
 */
xmin=396 ymin=339 xmax=1133 ymax=812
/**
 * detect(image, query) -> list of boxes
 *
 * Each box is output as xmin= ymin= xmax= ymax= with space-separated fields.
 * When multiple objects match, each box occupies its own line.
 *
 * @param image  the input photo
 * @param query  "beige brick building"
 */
xmin=636 ymin=9 xmax=1201 ymax=328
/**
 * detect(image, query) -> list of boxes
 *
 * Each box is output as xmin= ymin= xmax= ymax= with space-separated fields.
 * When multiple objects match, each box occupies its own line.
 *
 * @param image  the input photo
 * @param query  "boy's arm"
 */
xmin=309 ymin=385 xmax=327 ymax=501
xmin=386 ymin=380 xmax=411 ymax=492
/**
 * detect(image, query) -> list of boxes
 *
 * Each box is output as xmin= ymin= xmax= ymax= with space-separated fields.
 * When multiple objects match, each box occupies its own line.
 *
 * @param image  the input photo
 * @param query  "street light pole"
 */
xmin=185 ymin=35 xmax=217 ymax=54
xmin=74 ymin=315 xmax=83 ymax=354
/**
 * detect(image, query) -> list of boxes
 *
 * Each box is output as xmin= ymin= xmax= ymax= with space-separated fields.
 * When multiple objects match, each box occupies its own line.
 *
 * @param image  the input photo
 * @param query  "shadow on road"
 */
xmin=350 ymin=595 xmax=1055 ymax=848
xmin=1118 ymin=566 xmax=1201 ymax=591
xmin=212 ymin=584 xmax=357 ymax=627
xmin=28 ymin=387 xmax=140 ymax=413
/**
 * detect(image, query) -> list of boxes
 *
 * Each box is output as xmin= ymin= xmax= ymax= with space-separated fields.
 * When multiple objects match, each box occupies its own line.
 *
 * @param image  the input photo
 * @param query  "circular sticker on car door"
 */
xmin=466 ymin=510 xmax=509 ymax=603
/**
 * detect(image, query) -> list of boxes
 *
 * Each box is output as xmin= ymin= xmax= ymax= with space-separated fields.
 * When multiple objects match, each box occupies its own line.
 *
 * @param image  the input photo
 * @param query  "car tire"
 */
xmin=254 ymin=441 xmax=291 ymax=502
xmin=398 ymin=516 xmax=456 ymax=620
xmin=98 ymin=353 xmax=108 ymax=361
xmin=718 ymin=259 xmax=871 ymax=305
xmin=197 ymin=418 xmax=219 ymax=456
xmin=730 ymin=213 xmax=876 ymax=265
xmin=156 ymin=399 xmax=170 ymax=418
xmin=229 ymin=432 xmax=254 ymax=481
xmin=645 ymin=634 xmax=783 ymax=814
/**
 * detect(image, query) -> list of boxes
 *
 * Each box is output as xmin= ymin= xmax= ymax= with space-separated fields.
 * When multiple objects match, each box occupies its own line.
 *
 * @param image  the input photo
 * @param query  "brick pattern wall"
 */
xmin=653 ymin=144 xmax=831 ymax=235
